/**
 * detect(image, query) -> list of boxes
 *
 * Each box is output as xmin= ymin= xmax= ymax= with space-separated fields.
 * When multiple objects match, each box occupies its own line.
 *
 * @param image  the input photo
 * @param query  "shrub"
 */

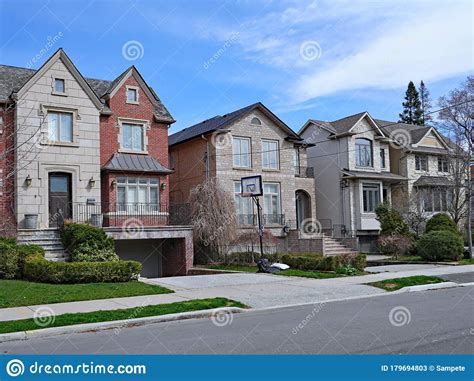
xmin=280 ymin=253 xmax=366 ymax=272
xmin=0 ymin=237 xmax=17 ymax=246
xmin=0 ymin=242 xmax=18 ymax=279
xmin=425 ymin=213 xmax=459 ymax=235
xmin=336 ymin=265 xmax=358 ymax=275
xmin=375 ymin=203 xmax=410 ymax=236
xmin=16 ymin=244 xmax=45 ymax=278
xmin=417 ymin=230 xmax=464 ymax=261
xmin=377 ymin=235 xmax=413 ymax=259
xmin=24 ymin=255 xmax=142 ymax=284
xmin=61 ymin=222 xmax=118 ymax=262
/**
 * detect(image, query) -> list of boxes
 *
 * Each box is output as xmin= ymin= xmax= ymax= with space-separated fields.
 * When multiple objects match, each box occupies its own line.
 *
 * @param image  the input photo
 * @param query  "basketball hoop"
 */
xmin=240 ymin=175 xmax=263 ymax=197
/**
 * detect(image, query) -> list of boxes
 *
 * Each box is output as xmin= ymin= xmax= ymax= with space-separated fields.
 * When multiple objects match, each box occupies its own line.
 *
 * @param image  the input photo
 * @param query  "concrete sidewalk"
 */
xmin=1 ymin=264 xmax=472 ymax=322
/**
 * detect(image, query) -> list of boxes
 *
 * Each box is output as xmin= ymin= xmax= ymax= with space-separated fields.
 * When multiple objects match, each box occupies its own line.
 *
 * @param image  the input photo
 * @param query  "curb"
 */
xmin=0 ymin=307 xmax=245 ymax=344
xmin=400 ymin=282 xmax=459 ymax=292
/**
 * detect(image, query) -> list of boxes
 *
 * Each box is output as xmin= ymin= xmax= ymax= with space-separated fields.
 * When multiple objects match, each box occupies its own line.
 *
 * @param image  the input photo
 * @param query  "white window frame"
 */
xmin=437 ymin=156 xmax=449 ymax=173
xmin=234 ymin=181 xmax=254 ymax=225
xmin=51 ymin=76 xmax=67 ymax=96
xmin=419 ymin=187 xmax=452 ymax=213
xmin=263 ymin=182 xmax=282 ymax=224
xmin=361 ymin=182 xmax=381 ymax=214
xmin=415 ymin=155 xmax=428 ymax=171
xmin=117 ymin=118 xmax=150 ymax=154
xmin=262 ymin=139 xmax=280 ymax=170
xmin=126 ymin=86 xmax=139 ymax=104
xmin=116 ymin=177 xmax=160 ymax=213
xmin=232 ymin=136 xmax=252 ymax=168
xmin=46 ymin=110 xmax=74 ymax=144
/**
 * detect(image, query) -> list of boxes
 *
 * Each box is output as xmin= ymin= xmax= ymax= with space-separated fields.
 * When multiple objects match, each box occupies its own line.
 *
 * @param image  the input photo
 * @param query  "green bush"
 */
xmin=24 ymin=255 xmax=142 ymax=284
xmin=61 ymin=222 xmax=118 ymax=262
xmin=336 ymin=265 xmax=358 ymax=275
xmin=0 ymin=242 xmax=19 ymax=279
xmin=16 ymin=244 xmax=45 ymax=278
xmin=375 ymin=203 xmax=410 ymax=236
xmin=222 ymin=251 xmax=281 ymax=265
xmin=425 ymin=213 xmax=459 ymax=235
xmin=280 ymin=253 xmax=366 ymax=272
xmin=417 ymin=230 xmax=464 ymax=261
xmin=0 ymin=237 xmax=17 ymax=246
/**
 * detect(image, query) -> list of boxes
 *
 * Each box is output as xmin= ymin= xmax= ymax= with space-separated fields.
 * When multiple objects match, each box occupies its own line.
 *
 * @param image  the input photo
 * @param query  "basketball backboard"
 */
xmin=240 ymin=175 xmax=263 ymax=197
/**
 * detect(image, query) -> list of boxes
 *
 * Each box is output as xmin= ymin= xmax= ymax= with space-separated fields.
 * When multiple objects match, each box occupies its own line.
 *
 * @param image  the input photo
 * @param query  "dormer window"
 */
xmin=126 ymin=86 xmax=139 ymax=104
xmin=53 ymin=78 xmax=66 ymax=95
xmin=355 ymin=138 xmax=373 ymax=167
xmin=251 ymin=117 xmax=262 ymax=126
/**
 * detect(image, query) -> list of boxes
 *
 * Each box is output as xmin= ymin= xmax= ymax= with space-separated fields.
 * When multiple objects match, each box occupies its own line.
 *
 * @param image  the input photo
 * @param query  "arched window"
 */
xmin=355 ymin=138 xmax=373 ymax=167
xmin=251 ymin=117 xmax=261 ymax=126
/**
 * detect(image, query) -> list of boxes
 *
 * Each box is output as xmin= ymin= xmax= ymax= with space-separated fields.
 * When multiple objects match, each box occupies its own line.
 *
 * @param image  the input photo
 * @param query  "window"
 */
xmin=116 ymin=177 xmax=159 ymax=212
xmin=362 ymin=183 xmax=380 ymax=213
xmin=380 ymin=148 xmax=386 ymax=169
xmin=438 ymin=157 xmax=449 ymax=172
xmin=234 ymin=182 xmax=254 ymax=224
xmin=355 ymin=138 xmax=373 ymax=167
xmin=419 ymin=187 xmax=452 ymax=213
xmin=121 ymin=123 xmax=144 ymax=151
xmin=415 ymin=155 xmax=428 ymax=171
xmin=232 ymin=137 xmax=251 ymax=168
xmin=126 ymin=88 xmax=138 ymax=103
xmin=54 ymin=78 xmax=65 ymax=93
xmin=262 ymin=140 xmax=279 ymax=170
xmin=293 ymin=148 xmax=301 ymax=175
xmin=251 ymin=117 xmax=261 ymax=126
xmin=47 ymin=111 xmax=73 ymax=142
xmin=263 ymin=183 xmax=281 ymax=224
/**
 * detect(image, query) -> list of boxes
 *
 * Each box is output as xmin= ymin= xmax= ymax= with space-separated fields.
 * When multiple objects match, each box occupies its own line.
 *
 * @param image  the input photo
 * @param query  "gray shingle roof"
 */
xmin=0 ymin=64 xmax=173 ymax=122
xmin=330 ymin=112 xmax=367 ymax=134
xmin=413 ymin=176 xmax=452 ymax=187
xmin=169 ymin=102 xmax=300 ymax=146
xmin=103 ymin=153 xmax=173 ymax=174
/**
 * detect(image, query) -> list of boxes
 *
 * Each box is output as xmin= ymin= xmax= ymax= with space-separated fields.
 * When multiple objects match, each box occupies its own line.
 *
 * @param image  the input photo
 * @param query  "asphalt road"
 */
xmin=1 ymin=286 xmax=473 ymax=355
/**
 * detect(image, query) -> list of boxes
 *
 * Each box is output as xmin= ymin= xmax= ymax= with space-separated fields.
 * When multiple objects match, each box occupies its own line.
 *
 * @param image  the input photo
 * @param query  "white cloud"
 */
xmin=289 ymin=2 xmax=473 ymax=103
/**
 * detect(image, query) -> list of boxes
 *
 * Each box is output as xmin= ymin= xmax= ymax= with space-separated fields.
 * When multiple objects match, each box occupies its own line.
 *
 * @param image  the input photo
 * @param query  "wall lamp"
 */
xmin=25 ymin=175 xmax=32 ymax=187
xmin=88 ymin=177 xmax=96 ymax=188
xmin=160 ymin=182 xmax=167 ymax=191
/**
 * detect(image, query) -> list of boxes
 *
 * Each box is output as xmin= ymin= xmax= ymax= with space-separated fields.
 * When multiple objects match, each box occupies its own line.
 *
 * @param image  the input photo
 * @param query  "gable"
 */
xmin=348 ymin=113 xmax=385 ymax=137
xmin=418 ymin=130 xmax=445 ymax=148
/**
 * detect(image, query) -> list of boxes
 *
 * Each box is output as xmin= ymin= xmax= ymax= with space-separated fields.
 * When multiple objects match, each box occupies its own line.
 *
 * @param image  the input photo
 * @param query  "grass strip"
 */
xmin=367 ymin=275 xmax=444 ymax=291
xmin=0 ymin=298 xmax=246 ymax=334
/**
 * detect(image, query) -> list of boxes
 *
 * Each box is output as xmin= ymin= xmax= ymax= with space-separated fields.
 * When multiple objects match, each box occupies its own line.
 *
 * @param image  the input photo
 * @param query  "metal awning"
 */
xmin=103 ymin=153 xmax=173 ymax=174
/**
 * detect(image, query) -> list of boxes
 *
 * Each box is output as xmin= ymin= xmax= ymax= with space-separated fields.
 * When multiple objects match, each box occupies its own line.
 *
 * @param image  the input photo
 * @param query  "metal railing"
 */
xmin=294 ymin=166 xmax=314 ymax=178
xmin=237 ymin=213 xmax=285 ymax=226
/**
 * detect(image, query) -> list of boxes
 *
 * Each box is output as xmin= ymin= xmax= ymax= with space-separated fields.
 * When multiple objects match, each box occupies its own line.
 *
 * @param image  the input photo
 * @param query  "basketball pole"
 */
xmin=254 ymin=196 xmax=264 ymax=259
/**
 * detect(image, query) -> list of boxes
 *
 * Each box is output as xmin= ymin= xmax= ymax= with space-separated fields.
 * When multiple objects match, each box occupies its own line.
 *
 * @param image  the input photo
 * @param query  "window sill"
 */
xmin=126 ymin=101 xmax=140 ymax=105
xmin=51 ymin=91 xmax=68 ymax=97
xmin=118 ymin=149 xmax=149 ymax=155
xmin=355 ymin=165 xmax=374 ymax=170
xmin=262 ymin=168 xmax=280 ymax=172
xmin=232 ymin=166 xmax=252 ymax=171
xmin=42 ymin=140 xmax=79 ymax=148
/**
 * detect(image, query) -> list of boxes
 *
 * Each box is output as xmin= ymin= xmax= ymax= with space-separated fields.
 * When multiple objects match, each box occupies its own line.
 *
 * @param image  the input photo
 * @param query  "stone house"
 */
xmin=0 ymin=48 xmax=193 ymax=277
xmin=300 ymin=111 xmax=465 ymax=252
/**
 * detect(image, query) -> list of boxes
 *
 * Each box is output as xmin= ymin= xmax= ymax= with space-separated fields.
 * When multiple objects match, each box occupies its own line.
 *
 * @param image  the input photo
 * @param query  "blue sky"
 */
xmin=0 ymin=0 xmax=472 ymax=134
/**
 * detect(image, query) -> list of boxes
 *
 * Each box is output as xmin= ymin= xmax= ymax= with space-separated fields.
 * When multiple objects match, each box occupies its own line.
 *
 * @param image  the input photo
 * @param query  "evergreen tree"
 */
xmin=399 ymin=81 xmax=423 ymax=125
xmin=419 ymin=80 xmax=432 ymax=124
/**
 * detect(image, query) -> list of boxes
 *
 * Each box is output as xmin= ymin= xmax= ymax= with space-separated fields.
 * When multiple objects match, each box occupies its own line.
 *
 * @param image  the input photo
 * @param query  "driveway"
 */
xmin=145 ymin=273 xmax=384 ymax=308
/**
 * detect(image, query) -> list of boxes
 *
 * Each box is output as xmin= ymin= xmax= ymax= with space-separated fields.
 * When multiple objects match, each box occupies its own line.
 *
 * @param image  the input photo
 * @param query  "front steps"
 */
xmin=17 ymin=229 xmax=68 ymax=261
xmin=322 ymin=234 xmax=358 ymax=256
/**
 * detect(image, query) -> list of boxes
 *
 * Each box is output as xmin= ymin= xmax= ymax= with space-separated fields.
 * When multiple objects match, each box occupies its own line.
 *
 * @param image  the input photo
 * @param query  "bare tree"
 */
xmin=189 ymin=178 xmax=238 ymax=260
xmin=438 ymin=76 xmax=473 ymax=256
xmin=401 ymin=189 xmax=428 ymax=238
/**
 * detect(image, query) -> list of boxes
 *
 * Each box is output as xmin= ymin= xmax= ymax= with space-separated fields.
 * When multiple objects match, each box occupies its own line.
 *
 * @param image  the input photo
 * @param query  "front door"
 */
xmin=49 ymin=172 xmax=72 ymax=227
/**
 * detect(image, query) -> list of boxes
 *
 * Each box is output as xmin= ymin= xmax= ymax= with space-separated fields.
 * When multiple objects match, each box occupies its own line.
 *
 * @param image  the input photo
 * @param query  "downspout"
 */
xmin=201 ymin=134 xmax=209 ymax=179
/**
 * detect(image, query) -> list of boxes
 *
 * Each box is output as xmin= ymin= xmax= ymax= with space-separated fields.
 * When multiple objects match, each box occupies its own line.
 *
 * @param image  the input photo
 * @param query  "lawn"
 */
xmin=206 ymin=264 xmax=345 ymax=279
xmin=367 ymin=276 xmax=444 ymax=291
xmin=459 ymin=258 xmax=474 ymax=265
xmin=0 ymin=280 xmax=173 ymax=308
xmin=0 ymin=298 xmax=246 ymax=334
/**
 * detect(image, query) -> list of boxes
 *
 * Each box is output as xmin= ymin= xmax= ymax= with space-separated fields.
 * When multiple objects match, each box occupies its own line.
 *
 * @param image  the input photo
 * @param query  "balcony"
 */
xmin=294 ymin=166 xmax=314 ymax=178
xmin=237 ymin=213 xmax=285 ymax=226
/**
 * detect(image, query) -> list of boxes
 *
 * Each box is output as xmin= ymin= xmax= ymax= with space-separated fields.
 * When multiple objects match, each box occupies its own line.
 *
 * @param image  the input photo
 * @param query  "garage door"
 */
xmin=115 ymin=239 xmax=162 ymax=278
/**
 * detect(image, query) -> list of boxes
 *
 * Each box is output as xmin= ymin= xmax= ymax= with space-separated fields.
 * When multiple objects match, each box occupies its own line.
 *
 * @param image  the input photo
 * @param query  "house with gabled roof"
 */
xmin=0 ymin=48 xmax=193 ymax=277
xmin=300 ymin=111 xmax=464 ymax=252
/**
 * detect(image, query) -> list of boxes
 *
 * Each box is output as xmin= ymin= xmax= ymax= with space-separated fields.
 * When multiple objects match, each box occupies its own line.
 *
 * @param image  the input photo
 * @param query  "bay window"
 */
xmin=116 ymin=177 xmax=159 ymax=212
xmin=362 ymin=183 xmax=380 ymax=213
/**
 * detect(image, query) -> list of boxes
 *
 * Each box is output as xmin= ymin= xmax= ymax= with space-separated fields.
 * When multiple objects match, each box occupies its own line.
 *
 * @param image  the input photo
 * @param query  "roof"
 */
xmin=413 ymin=176 xmax=453 ymax=187
xmin=0 ymin=62 xmax=173 ymax=122
xmin=103 ymin=153 xmax=173 ymax=174
xmin=330 ymin=112 xmax=367 ymax=134
xmin=169 ymin=102 xmax=301 ymax=146
xmin=341 ymin=170 xmax=407 ymax=182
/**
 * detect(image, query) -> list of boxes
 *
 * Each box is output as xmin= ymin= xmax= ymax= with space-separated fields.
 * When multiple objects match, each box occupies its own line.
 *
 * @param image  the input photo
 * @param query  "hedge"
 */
xmin=280 ymin=253 xmax=366 ymax=272
xmin=24 ymin=254 xmax=142 ymax=284
xmin=417 ymin=230 xmax=464 ymax=261
xmin=0 ymin=241 xmax=44 ymax=279
xmin=425 ymin=213 xmax=459 ymax=235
